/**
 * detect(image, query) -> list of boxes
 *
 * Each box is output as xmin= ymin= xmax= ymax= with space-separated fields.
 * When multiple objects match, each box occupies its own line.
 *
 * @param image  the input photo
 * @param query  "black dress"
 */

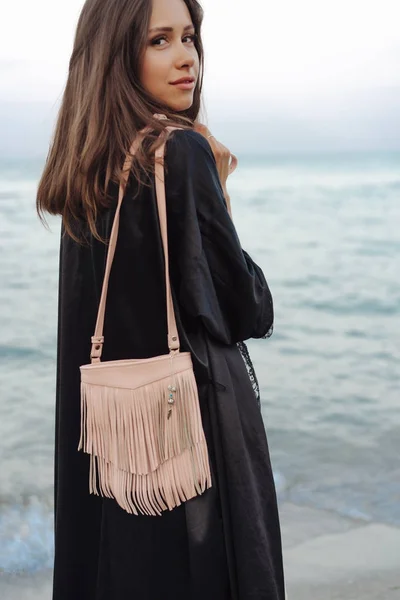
xmin=53 ymin=129 xmax=285 ymax=600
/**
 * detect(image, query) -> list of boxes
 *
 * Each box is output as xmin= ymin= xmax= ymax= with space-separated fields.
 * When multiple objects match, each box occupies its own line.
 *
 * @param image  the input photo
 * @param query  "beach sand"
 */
xmin=1 ymin=502 xmax=400 ymax=599
xmin=281 ymin=503 xmax=400 ymax=599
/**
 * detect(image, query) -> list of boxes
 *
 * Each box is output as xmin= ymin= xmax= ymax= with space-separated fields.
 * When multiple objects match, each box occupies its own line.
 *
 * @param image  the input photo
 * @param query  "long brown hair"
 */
xmin=36 ymin=0 xmax=205 ymax=242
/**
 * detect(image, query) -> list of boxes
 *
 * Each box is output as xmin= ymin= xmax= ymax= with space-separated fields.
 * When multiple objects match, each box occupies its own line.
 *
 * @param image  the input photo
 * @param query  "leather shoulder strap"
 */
xmin=90 ymin=119 xmax=181 ymax=363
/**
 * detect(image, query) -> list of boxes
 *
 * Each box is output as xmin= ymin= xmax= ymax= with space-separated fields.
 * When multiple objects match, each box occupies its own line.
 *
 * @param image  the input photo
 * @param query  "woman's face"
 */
xmin=140 ymin=0 xmax=200 ymax=112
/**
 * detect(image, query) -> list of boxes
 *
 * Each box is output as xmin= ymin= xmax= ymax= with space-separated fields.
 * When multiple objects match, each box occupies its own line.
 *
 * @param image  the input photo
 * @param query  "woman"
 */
xmin=37 ymin=0 xmax=285 ymax=598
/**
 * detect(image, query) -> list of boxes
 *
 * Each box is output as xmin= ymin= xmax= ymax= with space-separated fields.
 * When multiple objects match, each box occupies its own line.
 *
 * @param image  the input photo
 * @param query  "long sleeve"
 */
xmin=164 ymin=129 xmax=274 ymax=346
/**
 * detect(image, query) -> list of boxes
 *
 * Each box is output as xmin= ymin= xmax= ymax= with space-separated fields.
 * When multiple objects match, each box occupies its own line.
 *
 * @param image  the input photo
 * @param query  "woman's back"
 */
xmin=54 ymin=129 xmax=284 ymax=599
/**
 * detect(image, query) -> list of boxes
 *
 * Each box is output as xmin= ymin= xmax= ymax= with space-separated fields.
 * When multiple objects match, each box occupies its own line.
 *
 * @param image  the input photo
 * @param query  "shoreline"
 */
xmin=1 ymin=502 xmax=399 ymax=599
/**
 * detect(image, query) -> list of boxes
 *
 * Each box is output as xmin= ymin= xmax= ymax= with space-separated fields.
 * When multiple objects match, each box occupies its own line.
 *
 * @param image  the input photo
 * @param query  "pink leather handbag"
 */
xmin=78 ymin=116 xmax=214 ymax=516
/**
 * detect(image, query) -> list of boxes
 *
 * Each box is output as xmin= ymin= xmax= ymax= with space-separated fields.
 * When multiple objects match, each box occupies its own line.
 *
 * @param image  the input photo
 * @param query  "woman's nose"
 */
xmin=175 ymin=45 xmax=196 ymax=67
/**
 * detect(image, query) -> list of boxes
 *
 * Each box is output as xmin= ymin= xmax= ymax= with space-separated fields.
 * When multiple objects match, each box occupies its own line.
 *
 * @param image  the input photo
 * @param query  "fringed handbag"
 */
xmin=78 ymin=115 xmax=212 ymax=516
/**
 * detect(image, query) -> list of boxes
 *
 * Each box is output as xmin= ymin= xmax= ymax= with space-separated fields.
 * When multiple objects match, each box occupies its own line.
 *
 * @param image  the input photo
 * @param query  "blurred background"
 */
xmin=0 ymin=0 xmax=399 ymax=598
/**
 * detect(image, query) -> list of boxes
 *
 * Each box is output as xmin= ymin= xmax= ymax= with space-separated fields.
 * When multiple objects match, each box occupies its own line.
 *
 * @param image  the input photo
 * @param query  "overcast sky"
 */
xmin=1 ymin=0 xmax=399 ymax=156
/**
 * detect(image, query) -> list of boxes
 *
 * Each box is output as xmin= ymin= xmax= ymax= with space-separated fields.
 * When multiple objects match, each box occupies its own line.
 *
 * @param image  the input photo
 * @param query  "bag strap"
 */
xmin=90 ymin=116 xmax=182 ymax=363
xmin=89 ymin=114 xmax=238 ymax=364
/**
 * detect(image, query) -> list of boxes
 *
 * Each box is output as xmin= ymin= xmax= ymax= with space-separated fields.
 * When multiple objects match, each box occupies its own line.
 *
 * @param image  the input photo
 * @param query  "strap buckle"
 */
xmin=91 ymin=336 xmax=104 ymax=360
xmin=168 ymin=333 xmax=180 ymax=352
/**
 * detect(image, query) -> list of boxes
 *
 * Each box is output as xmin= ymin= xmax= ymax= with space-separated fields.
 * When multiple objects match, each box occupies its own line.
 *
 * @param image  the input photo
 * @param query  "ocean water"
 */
xmin=0 ymin=151 xmax=399 ymax=574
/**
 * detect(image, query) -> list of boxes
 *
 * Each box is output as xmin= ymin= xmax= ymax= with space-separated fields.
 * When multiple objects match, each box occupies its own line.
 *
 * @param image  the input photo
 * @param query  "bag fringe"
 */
xmin=78 ymin=369 xmax=212 ymax=515
xmin=87 ymin=440 xmax=211 ymax=516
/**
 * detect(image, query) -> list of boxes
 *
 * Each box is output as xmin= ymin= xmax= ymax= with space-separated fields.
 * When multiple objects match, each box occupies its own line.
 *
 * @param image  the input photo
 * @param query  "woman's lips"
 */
xmin=171 ymin=81 xmax=195 ymax=90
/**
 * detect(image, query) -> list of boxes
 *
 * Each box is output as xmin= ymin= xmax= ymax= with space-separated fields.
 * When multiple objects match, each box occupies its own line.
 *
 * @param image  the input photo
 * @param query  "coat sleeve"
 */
xmin=164 ymin=129 xmax=274 ymax=345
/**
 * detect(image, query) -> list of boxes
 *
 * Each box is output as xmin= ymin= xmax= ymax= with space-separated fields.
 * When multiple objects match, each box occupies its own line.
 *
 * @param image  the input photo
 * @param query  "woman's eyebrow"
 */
xmin=149 ymin=24 xmax=194 ymax=34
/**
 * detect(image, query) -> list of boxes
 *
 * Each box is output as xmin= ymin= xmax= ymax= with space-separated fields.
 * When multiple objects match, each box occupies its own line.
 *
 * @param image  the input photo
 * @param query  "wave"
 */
xmin=0 ymin=496 xmax=54 ymax=574
xmin=0 ymin=345 xmax=52 ymax=361
xmin=299 ymin=297 xmax=400 ymax=316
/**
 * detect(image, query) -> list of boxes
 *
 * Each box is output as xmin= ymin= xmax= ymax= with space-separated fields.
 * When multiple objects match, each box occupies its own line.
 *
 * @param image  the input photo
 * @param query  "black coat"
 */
xmin=53 ymin=129 xmax=285 ymax=600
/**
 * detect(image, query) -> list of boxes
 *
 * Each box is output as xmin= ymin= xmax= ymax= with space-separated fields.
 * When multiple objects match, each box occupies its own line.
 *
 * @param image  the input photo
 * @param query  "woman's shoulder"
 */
xmin=166 ymin=128 xmax=214 ymax=161
xmin=164 ymin=128 xmax=217 ymax=183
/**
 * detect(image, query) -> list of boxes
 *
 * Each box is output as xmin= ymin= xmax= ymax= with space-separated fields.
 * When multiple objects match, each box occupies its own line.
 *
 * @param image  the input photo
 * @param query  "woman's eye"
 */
xmin=151 ymin=34 xmax=197 ymax=46
xmin=183 ymin=34 xmax=197 ymax=44
xmin=151 ymin=36 xmax=167 ymax=46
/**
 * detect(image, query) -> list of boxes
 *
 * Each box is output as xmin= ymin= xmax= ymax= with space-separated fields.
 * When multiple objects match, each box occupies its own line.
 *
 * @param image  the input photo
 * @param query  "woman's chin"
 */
xmin=164 ymin=96 xmax=194 ymax=113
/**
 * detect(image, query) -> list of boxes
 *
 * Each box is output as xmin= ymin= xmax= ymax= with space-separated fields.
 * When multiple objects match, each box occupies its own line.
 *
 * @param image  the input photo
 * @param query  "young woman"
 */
xmin=37 ymin=0 xmax=285 ymax=598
